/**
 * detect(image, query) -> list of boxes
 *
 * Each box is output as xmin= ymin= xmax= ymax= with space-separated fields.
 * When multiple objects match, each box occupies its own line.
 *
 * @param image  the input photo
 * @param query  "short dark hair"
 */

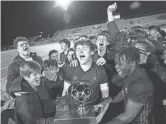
xmin=148 ymin=25 xmax=160 ymax=31
xmin=13 ymin=37 xmax=28 ymax=49
xmin=48 ymin=49 xmax=58 ymax=59
xmin=131 ymin=25 xmax=144 ymax=30
xmin=89 ymin=35 xmax=96 ymax=40
xmin=127 ymin=29 xmax=148 ymax=41
xmin=97 ymin=30 xmax=110 ymax=42
xmin=20 ymin=61 xmax=41 ymax=77
xmin=43 ymin=59 xmax=58 ymax=69
xmin=148 ymin=25 xmax=166 ymax=37
xmin=59 ymin=39 xmax=70 ymax=48
xmin=78 ymin=35 xmax=88 ymax=39
xmin=116 ymin=46 xmax=140 ymax=65
xmin=133 ymin=39 xmax=155 ymax=53
xmin=74 ymin=39 xmax=94 ymax=51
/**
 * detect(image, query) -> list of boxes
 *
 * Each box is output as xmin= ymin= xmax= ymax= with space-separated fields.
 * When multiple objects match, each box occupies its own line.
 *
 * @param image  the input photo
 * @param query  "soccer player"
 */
xmin=62 ymin=39 xmax=109 ymax=106
xmin=95 ymin=46 xmax=154 ymax=124
xmin=43 ymin=59 xmax=64 ymax=99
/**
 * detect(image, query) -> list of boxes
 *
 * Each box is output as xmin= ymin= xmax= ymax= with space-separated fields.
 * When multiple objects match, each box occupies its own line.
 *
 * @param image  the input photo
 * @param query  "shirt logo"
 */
xmin=73 ymin=76 xmax=78 ymax=80
xmin=93 ymin=77 xmax=96 ymax=81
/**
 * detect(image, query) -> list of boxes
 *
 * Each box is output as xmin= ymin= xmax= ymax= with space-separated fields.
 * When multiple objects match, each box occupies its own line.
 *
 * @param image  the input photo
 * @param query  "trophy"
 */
xmin=69 ymin=82 xmax=92 ymax=116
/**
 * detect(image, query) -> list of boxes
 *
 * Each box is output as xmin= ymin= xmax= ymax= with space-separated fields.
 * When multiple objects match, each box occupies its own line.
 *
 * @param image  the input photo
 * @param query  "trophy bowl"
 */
xmin=69 ymin=82 xmax=92 ymax=116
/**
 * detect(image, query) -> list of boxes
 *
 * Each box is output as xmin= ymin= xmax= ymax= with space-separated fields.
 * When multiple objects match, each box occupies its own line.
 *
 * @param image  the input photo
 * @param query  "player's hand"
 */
xmin=70 ymin=59 xmax=78 ymax=67
xmin=107 ymin=2 xmax=117 ymax=13
xmin=94 ymin=101 xmax=106 ymax=112
xmin=96 ymin=57 xmax=106 ymax=66
xmin=1 ymin=97 xmax=14 ymax=111
xmin=96 ymin=103 xmax=110 ymax=123
xmin=58 ymin=62 xmax=65 ymax=68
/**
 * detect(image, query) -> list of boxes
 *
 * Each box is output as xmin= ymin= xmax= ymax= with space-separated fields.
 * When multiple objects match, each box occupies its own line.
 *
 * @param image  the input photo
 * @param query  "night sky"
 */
xmin=2 ymin=1 xmax=166 ymax=48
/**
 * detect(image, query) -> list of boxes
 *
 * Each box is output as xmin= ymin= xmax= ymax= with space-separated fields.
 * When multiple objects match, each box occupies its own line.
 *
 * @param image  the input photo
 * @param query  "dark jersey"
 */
xmin=60 ymin=52 xmax=67 ymax=63
xmin=93 ymin=48 xmax=116 ymax=78
xmin=63 ymin=62 xmax=108 ymax=104
xmin=44 ymin=76 xmax=64 ymax=100
xmin=122 ymin=67 xmax=153 ymax=124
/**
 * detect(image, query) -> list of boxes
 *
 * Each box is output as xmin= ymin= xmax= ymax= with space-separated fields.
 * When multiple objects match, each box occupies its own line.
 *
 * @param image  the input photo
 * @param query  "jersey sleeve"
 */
xmin=63 ymin=66 xmax=75 ymax=83
xmin=98 ymin=66 xmax=108 ymax=85
xmin=107 ymin=21 xmax=119 ymax=39
xmin=128 ymin=80 xmax=153 ymax=104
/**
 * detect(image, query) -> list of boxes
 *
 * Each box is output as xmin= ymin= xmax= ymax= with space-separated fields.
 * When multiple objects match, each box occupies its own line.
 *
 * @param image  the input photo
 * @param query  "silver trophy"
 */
xmin=70 ymin=82 xmax=92 ymax=116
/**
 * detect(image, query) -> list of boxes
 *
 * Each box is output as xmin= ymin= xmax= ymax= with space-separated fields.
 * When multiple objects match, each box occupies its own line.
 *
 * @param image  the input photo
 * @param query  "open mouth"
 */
xmin=99 ymin=43 xmax=104 ymax=46
xmin=24 ymin=47 xmax=28 ymax=51
xmin=79 ymin=55 xmax=85 ymax=60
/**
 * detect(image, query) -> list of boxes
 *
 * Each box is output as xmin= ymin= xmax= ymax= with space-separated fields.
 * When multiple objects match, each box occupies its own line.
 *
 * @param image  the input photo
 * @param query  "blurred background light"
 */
xmin=55 ymin=0 xmax=73 ymax=11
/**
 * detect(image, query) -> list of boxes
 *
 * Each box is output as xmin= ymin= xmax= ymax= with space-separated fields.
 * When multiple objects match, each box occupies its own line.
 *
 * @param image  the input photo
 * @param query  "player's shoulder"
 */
xmin=64 ymin=65 xmax=75 ymax=72
xmin=129 ymin=67 xmax=153 ymax=90
xmin=63 ymin=65 xmax=78 ymax=80
xmin=93 ymin=63 xmax=106 ymax=73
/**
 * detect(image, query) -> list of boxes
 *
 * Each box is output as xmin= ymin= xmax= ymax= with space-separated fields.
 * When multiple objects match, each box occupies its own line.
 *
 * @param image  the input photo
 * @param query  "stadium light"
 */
xmin=55 ymin=0 xmax=73 ymax=11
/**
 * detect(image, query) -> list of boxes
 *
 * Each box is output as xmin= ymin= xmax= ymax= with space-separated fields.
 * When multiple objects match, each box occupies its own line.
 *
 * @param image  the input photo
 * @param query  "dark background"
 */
xmin=1 ymin=1 xmax=166 ymax=48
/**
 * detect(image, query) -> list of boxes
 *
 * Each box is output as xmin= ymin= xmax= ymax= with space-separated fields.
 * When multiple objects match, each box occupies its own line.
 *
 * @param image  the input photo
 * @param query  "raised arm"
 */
xmin=107 ymin=2 xmax=119 ymax=39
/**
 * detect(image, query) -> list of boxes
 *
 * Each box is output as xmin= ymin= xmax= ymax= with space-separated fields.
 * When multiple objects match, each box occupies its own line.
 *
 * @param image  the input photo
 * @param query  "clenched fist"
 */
xmin=107 ymin=2 xmax=117 ymax=13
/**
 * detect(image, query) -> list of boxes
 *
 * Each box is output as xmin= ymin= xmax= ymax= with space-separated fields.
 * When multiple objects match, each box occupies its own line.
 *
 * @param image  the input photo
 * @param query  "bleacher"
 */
xmin=53 ymin=13 xmax=166 ymax=41
xmin=1 ymin=12 xmax=166 ymax=92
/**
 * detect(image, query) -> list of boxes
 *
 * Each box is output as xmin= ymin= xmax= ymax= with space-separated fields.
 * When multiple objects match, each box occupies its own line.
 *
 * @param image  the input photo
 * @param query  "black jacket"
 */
xmin=6 ymin=52 xmax=43 ymax=96
xmin=13 ymin=77 xmax=56 ymax=124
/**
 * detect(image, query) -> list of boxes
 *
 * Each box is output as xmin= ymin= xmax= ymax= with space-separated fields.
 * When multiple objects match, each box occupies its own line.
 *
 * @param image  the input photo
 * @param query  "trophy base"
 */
xmin=77 ymin=105 xmax=89 ymax=116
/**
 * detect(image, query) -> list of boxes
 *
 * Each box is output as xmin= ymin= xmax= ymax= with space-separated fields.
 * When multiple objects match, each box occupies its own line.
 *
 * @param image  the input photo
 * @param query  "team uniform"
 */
xmin=63 ymin=62 xmax=108 ymax=105
xmin=122 ymin=67 xmax=153 ymax=124
xmin=44 ymin=75 xmax=64 ymax=100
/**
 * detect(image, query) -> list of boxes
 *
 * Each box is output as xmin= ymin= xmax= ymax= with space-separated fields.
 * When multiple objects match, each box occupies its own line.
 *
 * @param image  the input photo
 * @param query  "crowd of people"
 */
xmin=1 ymin=2 xmax=166 ymax=124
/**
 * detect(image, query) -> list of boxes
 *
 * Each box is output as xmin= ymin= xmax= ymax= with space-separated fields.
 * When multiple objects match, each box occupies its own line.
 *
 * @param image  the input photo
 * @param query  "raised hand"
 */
xmin=107 ymin=2 xmax=117 ymax=13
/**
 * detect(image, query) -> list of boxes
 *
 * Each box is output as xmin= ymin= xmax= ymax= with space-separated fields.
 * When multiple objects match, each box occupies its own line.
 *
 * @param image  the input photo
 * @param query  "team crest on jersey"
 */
xmin=73 ymin=76 xmax=78 ymax=80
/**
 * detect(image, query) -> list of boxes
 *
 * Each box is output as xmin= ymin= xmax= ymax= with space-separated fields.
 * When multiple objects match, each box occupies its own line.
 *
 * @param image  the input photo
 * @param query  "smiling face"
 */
xmin=115 ymin=54 xmax=133 ymax=78
xmin=50 ymin=52 xmax=59 ymax=61
xmin=26 ymin=72 xmax=41 ymax=87
xmin=67 ymin=51 xmax=74 ymax=62
xmin=17 ymin=41 xmax=30 ymax=56
xmin=44 ymin=67 xmax=59 ymax=81
xmin=76 ymin=45 xmax=93 ymax=65
xmin=96 ymin=35 xmax=108 ymax=50
xmin=148 ymin=29 xmax=160 ymax=40
xmin=60 ymin=42 xmax=68 ymax=52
